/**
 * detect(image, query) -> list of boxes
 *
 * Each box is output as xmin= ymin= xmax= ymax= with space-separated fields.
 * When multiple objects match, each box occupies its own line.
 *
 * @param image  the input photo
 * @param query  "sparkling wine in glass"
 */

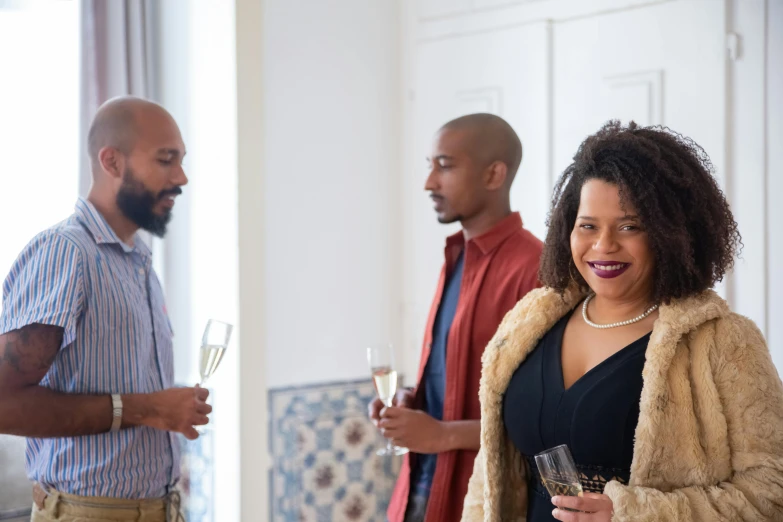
xmin=199 ymin=319 xmax=233 ymax=386
xmin=534 ymin=444 xmax=583 ymax=511
xmin=197 ymin=319 xmax=233 ymax=433
xmin=367 ymin=343 xmax=409 ymax=457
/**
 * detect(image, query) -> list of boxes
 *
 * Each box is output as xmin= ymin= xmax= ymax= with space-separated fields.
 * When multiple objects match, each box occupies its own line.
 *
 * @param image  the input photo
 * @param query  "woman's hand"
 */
xmin=551 ymin=493 xmax=613 ymax=521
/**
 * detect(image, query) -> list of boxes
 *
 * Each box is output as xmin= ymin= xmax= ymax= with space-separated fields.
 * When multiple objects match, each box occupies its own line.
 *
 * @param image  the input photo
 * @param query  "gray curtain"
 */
xmin=78 ymin=0 xmax=158 ymax=198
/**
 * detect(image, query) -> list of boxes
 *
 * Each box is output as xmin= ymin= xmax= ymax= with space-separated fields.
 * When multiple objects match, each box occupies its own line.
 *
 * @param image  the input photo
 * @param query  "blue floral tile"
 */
xmin=316 ymin=428 xmax=334 ymax=450
xmin=269 ymin=379 xmax=402 ymax=522
xmin=347 ymin=461 xmax=363 ymax=482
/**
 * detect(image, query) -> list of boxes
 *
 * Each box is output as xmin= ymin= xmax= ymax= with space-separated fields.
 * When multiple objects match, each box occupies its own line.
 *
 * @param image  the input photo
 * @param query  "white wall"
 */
xmin=262 ymin=0 xmax=402 ymax=389
xmin=235 ymin=0 xmax=265 ymax=520
xmin=233 ymin=1 xmax=401 ymax=518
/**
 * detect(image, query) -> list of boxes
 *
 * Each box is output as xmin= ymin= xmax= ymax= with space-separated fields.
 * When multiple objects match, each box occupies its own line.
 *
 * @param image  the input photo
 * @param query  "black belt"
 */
xmin=523 ymin=455 xmax=630 ymax=499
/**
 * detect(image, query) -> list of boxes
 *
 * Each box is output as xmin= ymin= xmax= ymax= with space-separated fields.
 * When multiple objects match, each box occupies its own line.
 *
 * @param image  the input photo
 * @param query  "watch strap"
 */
xmin=110 ymin=394 xmax=123 ymax=433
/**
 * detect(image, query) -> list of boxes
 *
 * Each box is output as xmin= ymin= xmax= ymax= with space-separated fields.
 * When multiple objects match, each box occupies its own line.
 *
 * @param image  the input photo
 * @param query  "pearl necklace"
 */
xmin=582 ymin=294 xmax=659 ymax=329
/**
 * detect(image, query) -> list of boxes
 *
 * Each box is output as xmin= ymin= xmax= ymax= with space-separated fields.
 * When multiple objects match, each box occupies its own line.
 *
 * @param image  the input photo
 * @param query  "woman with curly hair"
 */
xmin=461 ymin=121 xmax=783 ymax=522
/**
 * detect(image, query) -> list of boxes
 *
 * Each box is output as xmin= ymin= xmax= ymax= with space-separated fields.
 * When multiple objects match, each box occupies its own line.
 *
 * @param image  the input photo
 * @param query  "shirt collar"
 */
xmin=445 ymin=212 xmax=524 ymax=256
xmin=74 ymin=198 xmax=151 ymax=257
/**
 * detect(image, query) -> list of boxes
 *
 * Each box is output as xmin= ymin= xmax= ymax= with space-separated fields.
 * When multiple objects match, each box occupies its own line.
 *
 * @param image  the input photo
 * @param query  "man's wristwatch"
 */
xmin=110 ymin=394 xmax=123 ymax=433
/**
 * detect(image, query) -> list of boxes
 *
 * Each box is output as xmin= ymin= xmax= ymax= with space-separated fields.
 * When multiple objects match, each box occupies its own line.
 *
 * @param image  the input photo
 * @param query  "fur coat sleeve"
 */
xmin=605 ymin=314 xmax=783 ymax=521
xmin=462 ymin=446 xmax=489 ymax=521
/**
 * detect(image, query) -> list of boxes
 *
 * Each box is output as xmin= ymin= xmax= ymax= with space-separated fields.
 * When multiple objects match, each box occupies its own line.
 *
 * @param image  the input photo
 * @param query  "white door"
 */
xmin=404 ymin=0 xmax=730 ymax=372
xmin=552 ymin=0 xmax=727 ymax=296
xmin=404 ymin=22 xmax=553 ymax=376
xmin=553 ymin=0 xmax=726 ymax=185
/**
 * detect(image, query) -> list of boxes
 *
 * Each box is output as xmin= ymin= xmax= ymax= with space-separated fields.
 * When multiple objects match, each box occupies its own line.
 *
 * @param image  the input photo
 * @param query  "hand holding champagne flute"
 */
xmin=367 ymin=343 xmax=409 ymax=456
xmin=537 ymin=445 xmax=615 ymax=520
xmin=535 ymin=445 xmax=583 ymax=511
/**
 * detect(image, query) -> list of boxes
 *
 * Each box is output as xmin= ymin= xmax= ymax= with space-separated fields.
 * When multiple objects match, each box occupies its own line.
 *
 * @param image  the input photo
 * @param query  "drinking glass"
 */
xmin=197 ymin=319 xmax=233 ymax=433
xmin=534 ymin=444 xmax=583 ymax=509
xmin=367 ymin=343 xmax=409 ymax=456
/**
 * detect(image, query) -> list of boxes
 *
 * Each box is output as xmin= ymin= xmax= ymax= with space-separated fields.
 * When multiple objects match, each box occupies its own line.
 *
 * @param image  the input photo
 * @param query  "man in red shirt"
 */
xmin=369 ymin=113 xmax=543 ymax=522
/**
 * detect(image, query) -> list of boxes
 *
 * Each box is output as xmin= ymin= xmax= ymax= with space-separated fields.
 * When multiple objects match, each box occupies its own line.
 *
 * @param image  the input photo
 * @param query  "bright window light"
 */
xmin=0 ymin=0 xmax=80 ymax=299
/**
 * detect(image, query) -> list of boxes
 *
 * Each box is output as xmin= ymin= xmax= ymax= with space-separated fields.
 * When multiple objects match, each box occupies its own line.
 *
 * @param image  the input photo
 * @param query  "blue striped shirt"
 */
xmin=0 ymin=198 xmax=179 ymax=499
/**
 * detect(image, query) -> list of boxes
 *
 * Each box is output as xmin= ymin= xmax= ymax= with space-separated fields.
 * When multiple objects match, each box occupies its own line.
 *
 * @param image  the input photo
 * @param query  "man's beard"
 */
xmin=116 ymin=167 xmax=181 ymax=238
xmin=437 ymin=215 xmax=463 ymax=224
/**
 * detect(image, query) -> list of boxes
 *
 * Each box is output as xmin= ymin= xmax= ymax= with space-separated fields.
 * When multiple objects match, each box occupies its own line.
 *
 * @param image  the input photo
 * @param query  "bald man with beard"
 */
xmin=371 ymin=114 xmax=543 ymax=522
xmin=0 ymin=96 xmax=204 ymax=521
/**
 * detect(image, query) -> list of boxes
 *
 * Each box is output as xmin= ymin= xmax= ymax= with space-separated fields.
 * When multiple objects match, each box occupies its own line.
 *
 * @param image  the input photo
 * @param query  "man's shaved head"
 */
xmin=87 ymin=96 xmax=174 ymax=168
xmin=86 ymin=96 xmax=187 ymax=238
xmin=425 ymin=113 xmax=522 ymax=227
xmin=439 ymin=113 xmax=523 ymax=184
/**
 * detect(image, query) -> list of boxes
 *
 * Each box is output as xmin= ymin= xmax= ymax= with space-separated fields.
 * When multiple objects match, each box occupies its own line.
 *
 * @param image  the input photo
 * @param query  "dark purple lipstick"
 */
xmin=588 ymin=261 xmax=630 ymax=279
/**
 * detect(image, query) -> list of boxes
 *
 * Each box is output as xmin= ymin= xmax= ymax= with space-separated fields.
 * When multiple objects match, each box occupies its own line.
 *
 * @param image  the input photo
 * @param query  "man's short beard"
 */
xmin=437 ymin=214 xmax=463 ymax=224
xmin=116 ymin=167 xmax=174 ymax=238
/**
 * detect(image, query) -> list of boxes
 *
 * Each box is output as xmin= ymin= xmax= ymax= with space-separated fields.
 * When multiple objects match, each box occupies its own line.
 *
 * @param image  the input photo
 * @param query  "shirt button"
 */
xmin=138 ymin=268 xmax=144 ymax=275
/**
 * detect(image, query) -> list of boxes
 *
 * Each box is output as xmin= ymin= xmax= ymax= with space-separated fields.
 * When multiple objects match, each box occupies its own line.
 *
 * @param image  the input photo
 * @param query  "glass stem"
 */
xmin=382 ymin=398 xmax=394 ymax=452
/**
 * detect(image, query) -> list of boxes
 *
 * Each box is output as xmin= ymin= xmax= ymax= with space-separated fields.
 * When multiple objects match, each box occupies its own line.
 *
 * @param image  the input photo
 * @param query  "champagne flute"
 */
xmin=197 ymin=319 xmax=233 ymax=433
xmin=367 ymin=343 xmax=409 ymax=457
xmin=534 ymin=444 xmax=583 ymax=511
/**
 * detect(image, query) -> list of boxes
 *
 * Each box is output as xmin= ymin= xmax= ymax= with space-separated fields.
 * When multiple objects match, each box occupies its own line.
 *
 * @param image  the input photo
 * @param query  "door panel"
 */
xmin=552 ymin=0 xmax=727 ymax=295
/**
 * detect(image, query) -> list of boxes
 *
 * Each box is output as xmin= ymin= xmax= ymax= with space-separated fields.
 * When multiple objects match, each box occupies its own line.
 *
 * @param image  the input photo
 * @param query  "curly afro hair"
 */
xmin=539 ymin=120 xmax=741 ymax=304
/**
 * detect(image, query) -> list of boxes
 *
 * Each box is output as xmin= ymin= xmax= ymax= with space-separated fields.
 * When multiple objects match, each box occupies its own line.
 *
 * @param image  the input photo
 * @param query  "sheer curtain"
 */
xmin=79 ymin=0 xmax=158 ymax=196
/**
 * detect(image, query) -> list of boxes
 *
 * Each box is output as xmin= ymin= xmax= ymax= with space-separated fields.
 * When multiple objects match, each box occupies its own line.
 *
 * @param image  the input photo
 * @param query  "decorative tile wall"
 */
xmin=269 ymin=379 xmax=401 ymax=522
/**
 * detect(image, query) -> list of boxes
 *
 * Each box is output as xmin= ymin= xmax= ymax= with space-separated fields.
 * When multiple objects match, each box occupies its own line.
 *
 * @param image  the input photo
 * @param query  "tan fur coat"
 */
xmin=461 ymin=287 xmax=783 ymax=521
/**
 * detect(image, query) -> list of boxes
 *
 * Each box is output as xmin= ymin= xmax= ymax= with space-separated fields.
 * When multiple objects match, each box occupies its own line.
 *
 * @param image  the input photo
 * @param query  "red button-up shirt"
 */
xmin=387 ymin=212 xmax=543 ymax=522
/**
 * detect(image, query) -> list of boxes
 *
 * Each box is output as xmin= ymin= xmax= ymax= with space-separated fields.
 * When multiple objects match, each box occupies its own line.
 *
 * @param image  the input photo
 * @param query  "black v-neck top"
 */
xmin=502 ymin=311 xmax=650 ymax=521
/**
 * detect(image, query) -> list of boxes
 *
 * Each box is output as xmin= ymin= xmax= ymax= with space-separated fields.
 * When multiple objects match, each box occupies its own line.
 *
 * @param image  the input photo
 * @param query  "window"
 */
xmin=0 ymin=0 xmax=80 ymax=294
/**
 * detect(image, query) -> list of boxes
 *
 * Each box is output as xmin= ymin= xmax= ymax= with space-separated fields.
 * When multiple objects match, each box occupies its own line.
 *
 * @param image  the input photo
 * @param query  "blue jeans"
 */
xmin=403 ymin=494 xmax=428 ymax=522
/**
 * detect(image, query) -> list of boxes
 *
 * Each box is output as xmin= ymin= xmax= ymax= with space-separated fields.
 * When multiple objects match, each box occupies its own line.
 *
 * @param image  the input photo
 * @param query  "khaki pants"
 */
xmin=30 ymin=484 xmax=185 ymax=522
